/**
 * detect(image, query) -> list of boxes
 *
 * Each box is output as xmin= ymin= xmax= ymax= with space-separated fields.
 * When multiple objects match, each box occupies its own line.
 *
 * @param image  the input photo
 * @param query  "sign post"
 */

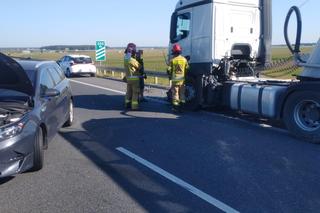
xmin=96 ymin=41 xmax=106 ymax=62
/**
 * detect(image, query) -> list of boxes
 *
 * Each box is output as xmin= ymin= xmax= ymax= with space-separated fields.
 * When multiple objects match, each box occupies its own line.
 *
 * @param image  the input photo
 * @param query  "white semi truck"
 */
xmin=169 ymin=0 xmax=320 ymax=143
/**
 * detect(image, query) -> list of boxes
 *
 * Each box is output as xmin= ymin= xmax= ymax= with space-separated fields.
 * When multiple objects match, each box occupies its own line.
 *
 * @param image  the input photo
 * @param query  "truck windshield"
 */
xmin=171 ymin=13 xmax=191 ymax=43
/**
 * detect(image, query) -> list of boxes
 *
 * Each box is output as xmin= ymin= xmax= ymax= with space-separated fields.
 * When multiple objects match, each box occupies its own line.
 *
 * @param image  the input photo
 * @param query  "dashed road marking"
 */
xmin=70 ymin=79 xmax=126 ymax=95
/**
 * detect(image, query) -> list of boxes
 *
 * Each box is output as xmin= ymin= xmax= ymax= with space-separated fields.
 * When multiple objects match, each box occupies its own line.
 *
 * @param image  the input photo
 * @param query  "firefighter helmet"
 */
xmin=125 ymin=43 xmax=137 ymax=54
xmin=172 ymin=43 xmax=182 ymax=54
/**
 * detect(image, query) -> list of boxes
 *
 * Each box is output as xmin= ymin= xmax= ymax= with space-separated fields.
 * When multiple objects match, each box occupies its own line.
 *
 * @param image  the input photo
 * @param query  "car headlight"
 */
xmin=0 ymin=122 xmax=25 ymax=142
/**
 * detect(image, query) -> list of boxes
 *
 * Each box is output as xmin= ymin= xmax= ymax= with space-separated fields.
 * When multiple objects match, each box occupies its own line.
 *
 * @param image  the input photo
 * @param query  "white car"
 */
xmin=58 ymin=55 xmax=97 ymax=77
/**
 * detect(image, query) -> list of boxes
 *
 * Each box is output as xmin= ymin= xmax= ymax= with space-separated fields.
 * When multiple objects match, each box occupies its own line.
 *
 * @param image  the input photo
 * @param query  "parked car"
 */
xmin=57 ymin=55 xmax=97 ymax=77
xmin=0 ymin=53 xmax=74 ymax=178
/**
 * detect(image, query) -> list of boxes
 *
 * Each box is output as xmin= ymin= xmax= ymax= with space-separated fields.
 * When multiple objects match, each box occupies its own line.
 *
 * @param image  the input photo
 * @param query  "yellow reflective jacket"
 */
xmin=167 ymin=55 xmax=189 ymax=85
xmin=124 ymin=54 xmax=141 ymax=81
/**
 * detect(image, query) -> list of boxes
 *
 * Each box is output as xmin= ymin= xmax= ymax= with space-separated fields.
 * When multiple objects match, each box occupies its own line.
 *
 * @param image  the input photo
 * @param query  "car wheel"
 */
xmin=63 ymin=100 xmax=74 ymax=127
xmin=66 ymin=69 xmax=72 ymax=78
xmin=284 ymin=91 xmax=320 ymax=143
xmin=90 ymin=73 xmax=96 ymax=77
xmin=31 ymin=127 xmax=44 ymax=171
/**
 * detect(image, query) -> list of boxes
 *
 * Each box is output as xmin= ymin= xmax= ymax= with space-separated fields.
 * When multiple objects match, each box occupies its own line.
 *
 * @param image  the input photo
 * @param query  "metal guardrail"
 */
xmin=96 ymin=65 xmax=169 ymax=85
xmin=96 ymin=66 xmax=168 ymax=77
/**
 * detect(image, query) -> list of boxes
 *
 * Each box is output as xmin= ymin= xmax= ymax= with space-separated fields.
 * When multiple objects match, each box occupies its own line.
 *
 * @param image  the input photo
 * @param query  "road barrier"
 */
xmin=96 ymin=55 xmax=309 ymax=84
xmin=96 ymin=65 xmax=170 ymax=86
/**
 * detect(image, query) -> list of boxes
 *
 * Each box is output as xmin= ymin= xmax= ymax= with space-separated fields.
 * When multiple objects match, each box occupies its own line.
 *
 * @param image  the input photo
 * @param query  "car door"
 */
xmin=60 ymin=56 xmax=69 ymax=73
xmin=38 ymin=67 xmax=60 ymax=140
xmin=48 ymin=64 xmax=69 ymax=127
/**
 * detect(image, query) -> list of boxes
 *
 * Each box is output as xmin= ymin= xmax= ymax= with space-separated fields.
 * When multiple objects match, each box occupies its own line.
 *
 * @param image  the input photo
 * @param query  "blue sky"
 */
xmin=0 ymin=0 xmax=318 ymax=47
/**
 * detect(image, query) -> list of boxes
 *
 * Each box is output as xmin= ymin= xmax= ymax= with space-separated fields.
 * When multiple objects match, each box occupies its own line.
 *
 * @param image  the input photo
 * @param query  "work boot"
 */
xmin=180 ymin=101 xmax=186 ymax=111
xmin=172 ymin=105 xmax=181 ymax=113
xmin=125 ymin=102 xmax=131 ymax=109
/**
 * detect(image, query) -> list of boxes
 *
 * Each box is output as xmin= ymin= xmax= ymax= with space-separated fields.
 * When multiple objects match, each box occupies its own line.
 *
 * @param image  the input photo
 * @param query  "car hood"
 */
xmin=0 ymin=53 xmax=33 ymax=96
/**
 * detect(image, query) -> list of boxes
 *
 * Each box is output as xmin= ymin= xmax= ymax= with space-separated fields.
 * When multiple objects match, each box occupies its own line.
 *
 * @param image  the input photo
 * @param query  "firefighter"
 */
xmin=167 ymin=43 xmax=189 ymax=111
xmin=135 ymin=50 xmax=147 ymax=102
xmin=124 ymin=43 xmax=141 ymax=110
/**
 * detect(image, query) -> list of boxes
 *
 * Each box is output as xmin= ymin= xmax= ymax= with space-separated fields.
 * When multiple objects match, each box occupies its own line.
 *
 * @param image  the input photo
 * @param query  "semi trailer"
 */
xmin=169 ymin=0 xmax=320 ymax=143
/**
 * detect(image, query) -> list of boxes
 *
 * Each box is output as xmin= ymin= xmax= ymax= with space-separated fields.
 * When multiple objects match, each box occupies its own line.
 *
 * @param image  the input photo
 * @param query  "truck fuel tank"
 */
xmin=229 ymin=83 xmax=287 ymax=118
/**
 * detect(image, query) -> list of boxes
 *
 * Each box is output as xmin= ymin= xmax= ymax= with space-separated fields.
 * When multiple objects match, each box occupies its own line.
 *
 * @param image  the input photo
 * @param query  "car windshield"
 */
xmin=72 ymin=57 xmax=92 ymax=64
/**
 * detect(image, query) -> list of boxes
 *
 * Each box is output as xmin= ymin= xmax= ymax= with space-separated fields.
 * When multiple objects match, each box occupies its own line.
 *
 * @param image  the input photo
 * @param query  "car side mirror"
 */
xmin=42 ymin=88 xmax=60 ymax=98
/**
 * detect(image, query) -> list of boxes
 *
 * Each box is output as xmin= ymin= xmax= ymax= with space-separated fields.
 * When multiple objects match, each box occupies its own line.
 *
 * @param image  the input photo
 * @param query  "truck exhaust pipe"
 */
xmin=258 ymin=0 xmax=272 ymax=66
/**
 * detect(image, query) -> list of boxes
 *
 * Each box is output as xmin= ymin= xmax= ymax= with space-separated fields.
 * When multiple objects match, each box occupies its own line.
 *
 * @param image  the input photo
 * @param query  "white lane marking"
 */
xmin=116 ymin=147 xmax=240 ymax=213
xmin=70 ymin=79 xmax=126 ymax=95
xmin=70 ymin=79 xmax=167 ymax=104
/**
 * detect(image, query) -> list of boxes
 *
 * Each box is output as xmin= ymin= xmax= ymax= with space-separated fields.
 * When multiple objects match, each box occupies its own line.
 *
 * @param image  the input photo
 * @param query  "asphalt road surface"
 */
xmin=1 ymin=77 xmax=320 ymax=213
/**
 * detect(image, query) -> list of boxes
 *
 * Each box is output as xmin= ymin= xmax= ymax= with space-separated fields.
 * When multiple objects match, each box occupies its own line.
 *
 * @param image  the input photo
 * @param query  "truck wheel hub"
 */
xmin=294 ymin=100 xmax=320 ymax=131
xmin=185 ymin=85 xmax=196 ymax=102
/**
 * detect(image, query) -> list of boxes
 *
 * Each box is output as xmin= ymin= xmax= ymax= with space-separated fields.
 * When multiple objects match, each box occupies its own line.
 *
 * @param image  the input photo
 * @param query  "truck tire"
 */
xmin=283 ymin=91 xmax=320 ymax=143
xmin=31 ymin=127 xmax=44 ymax=171
xmin=184 ymin=75 xmax=202 ymax=111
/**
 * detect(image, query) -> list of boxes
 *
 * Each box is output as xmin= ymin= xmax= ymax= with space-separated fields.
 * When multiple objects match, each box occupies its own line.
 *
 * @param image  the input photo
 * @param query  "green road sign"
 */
xmin=96 ymin=41 xmax=106 ymax=61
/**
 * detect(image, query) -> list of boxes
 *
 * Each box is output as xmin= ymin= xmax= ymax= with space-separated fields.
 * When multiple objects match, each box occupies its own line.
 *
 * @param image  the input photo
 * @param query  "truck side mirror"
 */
xmin=170 ymin=12 xmax=178 ymax=43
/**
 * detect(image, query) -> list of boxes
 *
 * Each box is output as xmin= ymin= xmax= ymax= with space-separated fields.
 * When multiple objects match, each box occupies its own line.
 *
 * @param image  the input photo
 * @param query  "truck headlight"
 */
xmin=0 ymin=122 xmax=25 ymax=142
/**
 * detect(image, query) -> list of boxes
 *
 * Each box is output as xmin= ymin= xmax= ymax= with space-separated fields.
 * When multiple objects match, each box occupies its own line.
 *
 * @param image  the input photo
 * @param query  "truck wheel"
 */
xmin=284 ymin=91 xmax=320 ymax=143
xmin=184 ymin=76 xmax=202 ymax=111
xmin=31 ymin=127 xmax=44 ymax=171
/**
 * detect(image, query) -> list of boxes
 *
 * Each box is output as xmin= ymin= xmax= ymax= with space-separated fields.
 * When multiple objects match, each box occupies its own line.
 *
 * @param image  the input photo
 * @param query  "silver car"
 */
xmin=0 ymin=53 xmax=74 ymax=178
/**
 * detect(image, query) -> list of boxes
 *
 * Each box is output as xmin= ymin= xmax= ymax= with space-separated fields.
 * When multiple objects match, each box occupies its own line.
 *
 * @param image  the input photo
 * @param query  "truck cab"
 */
xmin=170 ymin=0 xmax=272 ymax=72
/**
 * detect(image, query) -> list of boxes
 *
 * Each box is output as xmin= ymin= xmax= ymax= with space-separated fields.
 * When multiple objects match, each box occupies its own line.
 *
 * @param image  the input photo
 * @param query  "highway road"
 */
xmin=1 ymin=77 xmax=320 ymax=213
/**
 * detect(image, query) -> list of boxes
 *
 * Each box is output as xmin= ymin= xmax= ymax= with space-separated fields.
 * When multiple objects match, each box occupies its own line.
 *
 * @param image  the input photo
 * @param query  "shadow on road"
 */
xmin=59 ymin=92 xmax=320 ymax=212
xmin=59 ymin=117 xmax=207 ymax=212
xmin=0 ymin=177 xmax=14 ymax=185
xmin=74 ymin=94 xmax=172 ymax=114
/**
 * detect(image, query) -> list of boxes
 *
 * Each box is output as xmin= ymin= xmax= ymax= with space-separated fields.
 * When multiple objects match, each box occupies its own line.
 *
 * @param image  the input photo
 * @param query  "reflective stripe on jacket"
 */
xmin=167 ymin=55 xmax=189 ymax=82
xmin=124 ymin=54 xmax=141 ymax=81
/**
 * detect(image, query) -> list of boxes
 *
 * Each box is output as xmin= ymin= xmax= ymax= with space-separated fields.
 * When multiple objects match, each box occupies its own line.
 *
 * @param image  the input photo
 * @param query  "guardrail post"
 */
xmin=96 ymin=66 xmax=171 ymax=86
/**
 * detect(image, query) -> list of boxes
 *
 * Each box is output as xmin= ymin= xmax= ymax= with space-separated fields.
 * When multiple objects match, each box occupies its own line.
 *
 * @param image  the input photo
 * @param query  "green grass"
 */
xmin=8 ymin=48 xmax=168 ymax=72
xmin=7 ymin=46 xmax=315 ymax=80
xmin=271 ymin=46 xmax=312 ymax=60
xmin=263 ymin=46 xmax=313 ymax=79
